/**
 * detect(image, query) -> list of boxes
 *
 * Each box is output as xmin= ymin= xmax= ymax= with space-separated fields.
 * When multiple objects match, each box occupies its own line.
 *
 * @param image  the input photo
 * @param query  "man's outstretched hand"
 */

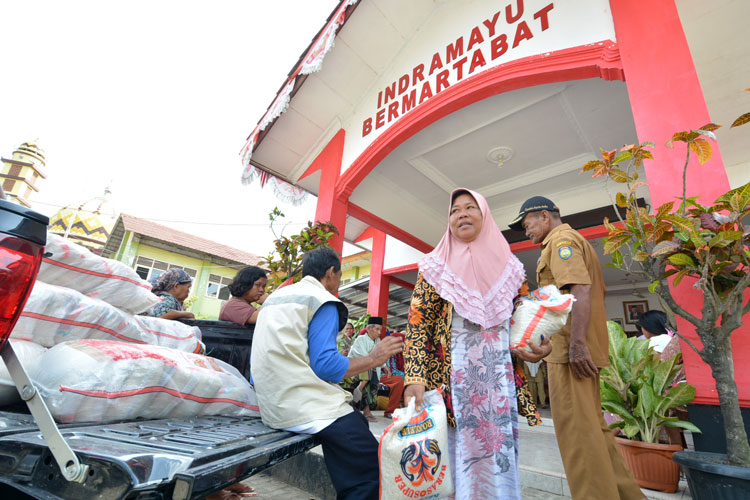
xmin=368 ymin=335 xmax=403 ymax=367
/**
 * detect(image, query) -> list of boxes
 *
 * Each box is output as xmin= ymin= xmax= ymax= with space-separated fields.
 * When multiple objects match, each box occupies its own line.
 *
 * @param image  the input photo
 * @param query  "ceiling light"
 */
xmin=486 ymin=146 xmax=514 ymax=168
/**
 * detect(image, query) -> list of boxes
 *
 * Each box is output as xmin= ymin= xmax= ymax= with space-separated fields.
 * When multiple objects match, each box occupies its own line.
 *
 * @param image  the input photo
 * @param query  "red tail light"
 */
xmin=0 ymin=199 xmax=48 ymax=352
xmin=0 ymin=234 xmax=44 ymax=349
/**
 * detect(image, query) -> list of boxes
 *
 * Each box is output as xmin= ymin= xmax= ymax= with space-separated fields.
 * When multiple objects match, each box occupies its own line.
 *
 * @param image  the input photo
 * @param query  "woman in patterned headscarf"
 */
xmin=403 ymin=188 xmax=551 ymax=500
xmin=149 ymin=269 xmax=195 ymax=320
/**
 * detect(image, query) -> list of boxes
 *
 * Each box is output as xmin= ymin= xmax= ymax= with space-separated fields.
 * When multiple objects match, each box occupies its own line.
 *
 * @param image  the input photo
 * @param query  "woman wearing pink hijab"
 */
xmin=404 ymin=188 xmax=551 ymax=499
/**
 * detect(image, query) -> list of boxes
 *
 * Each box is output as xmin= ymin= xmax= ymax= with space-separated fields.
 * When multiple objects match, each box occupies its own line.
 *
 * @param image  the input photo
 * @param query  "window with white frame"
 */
xmin=206 ymin=274 xmax=233 ymax=300
xmin=134 ymin=256 xmax=197 ymax=282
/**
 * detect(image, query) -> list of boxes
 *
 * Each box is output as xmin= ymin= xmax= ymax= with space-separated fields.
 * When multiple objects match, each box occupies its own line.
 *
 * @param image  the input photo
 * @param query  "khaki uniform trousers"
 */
xmin=548 ymin=362 xmax=644 ymax=500
xmin=524 ymin=363 xmax=547 ymax=406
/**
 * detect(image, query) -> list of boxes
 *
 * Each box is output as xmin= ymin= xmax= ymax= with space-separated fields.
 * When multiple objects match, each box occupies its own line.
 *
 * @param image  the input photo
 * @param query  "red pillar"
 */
xmin=301 ymin=129 xmax=348 ymax=255
xmin=610 ymin=0 xmax=748 ymax=405
xmin=357 ymin=227 xmax=390 ymax=330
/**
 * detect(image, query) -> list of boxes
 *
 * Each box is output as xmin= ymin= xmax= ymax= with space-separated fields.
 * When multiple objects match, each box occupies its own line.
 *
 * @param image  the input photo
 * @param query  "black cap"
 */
xmin=508 ymin=196 xmax=559 ymax=231
xmin=367 ymin=316 xmax=384 ymax=325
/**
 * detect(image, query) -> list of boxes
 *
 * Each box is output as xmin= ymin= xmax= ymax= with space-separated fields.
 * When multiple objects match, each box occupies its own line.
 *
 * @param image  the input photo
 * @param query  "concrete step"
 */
xmin=263 ymin=410 xmax=693 ymax=500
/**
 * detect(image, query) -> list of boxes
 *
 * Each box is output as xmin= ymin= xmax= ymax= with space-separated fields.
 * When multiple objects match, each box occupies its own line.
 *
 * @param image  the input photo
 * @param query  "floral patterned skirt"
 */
xmin=449 ymin=315 xmax=521 ymax=499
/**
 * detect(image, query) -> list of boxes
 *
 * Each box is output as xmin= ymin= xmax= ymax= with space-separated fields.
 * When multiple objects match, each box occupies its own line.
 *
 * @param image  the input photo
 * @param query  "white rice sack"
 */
xmin=0 ymin=340 xmax=46 ymax=406
xmin=13 ymin=281 xmax=204 ymax=354
xmin=509 ymin=285 xmax=575 ymax=352
xmin=379 ymin=390 xmax=454 ymax=499
xmin=39 ymin=233 xmax=160 ymax=314
xmin=34 ymin=339 xmax=260 ymax=424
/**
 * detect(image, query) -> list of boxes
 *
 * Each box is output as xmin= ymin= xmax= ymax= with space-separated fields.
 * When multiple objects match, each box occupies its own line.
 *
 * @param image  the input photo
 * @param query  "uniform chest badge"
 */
xmin=558 ymin=246 xmax=573 ymax=260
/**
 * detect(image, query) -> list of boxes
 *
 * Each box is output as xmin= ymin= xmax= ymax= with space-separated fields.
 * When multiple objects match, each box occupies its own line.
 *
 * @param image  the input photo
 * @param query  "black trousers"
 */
xmin=316 ymin=411 xmax=379 ymax=500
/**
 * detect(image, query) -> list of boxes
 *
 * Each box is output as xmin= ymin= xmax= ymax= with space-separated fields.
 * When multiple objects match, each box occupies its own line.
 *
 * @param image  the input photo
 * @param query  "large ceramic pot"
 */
xmin=673 ymin=451 xmax=750 ymax=500
xmin=615 ymin=437 xmax=682 ymax=493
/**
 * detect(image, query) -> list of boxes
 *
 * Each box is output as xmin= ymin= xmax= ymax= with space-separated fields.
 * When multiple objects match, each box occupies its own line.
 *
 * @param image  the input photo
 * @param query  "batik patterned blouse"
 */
xmin=404 ymin=272 xmax=539 ymax=427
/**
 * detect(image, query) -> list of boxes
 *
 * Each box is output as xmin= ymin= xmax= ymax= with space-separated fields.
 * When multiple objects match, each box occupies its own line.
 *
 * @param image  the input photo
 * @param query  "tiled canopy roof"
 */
xmin=119 ymin=213 xmax=261 ymax=266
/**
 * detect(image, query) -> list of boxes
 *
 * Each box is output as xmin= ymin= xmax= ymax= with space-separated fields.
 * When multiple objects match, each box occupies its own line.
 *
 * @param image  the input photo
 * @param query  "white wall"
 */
xmin=383 ymin=235 xmax=425 ymax=270
xmin=340 ymin=0 xmax=617 ymax=172
xmin=605 ymin=289 xmax=663 ymax=334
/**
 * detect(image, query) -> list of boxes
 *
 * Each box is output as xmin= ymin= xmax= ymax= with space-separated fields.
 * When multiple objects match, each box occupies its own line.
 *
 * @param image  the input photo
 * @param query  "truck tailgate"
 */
xmin=0 ymin=411 xmax=317 ymax=500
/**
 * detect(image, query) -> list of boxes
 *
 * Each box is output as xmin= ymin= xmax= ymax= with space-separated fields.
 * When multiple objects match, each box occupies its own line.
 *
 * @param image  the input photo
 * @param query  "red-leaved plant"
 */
xmin=583 ymin=89 xmax=750 ymax=466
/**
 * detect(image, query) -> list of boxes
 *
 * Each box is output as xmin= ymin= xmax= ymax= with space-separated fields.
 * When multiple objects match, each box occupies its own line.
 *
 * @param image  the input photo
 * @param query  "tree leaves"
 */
xmin=664 ymin=214 xmax=695 ymax=233
xmin=609 ymin=168 xmax=629 ymax=183
xmin=731 ymin=112 xmax=750 ymax=128
xmin=600 ymin=326 xmax=699 ymax=443
xmin=666 ymin=130 xmax=699 ymax=147
xmin=690 ymin=138 xmax=713 ymax=165
xmin=262 ymin=212 xmax=339 ymax=290
xmin=616 ymin=192 xmax=628 ymax=208
xmin=668 ymin=253 xmax=697 ymax=267
xmin=652 ymin=240 xmax=679 ymax=256
xmin=604 ymin=234 xmax=631 ymax=254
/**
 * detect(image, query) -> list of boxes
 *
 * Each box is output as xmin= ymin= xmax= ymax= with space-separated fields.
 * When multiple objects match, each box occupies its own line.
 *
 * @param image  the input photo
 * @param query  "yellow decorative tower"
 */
xmin=0 ymin=141 xmax=47 ymax=207
xmin=48 ymin=187 xmax=118 ymax=253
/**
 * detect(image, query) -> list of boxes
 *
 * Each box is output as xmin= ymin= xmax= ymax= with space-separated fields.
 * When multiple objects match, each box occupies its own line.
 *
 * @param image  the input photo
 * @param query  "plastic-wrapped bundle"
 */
xmin=38 ymin=233 xmax=160 ymax=314
xmin=34 ymin=339 xmax=261 ymax=423
xmin=13 ymin=281 xmax=204 ymax=354
xmin=509 ymin=285 xmax=575 ymax=352
xmin=0 ymin=340 xmax=46 ymax=406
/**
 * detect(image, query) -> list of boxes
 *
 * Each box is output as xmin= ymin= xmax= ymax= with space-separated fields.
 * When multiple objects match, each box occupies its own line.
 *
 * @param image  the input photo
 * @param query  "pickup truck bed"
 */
xmin=0 ymin=320 xmax=316 ymax=500
xmin=0 ymin=411 xmax=316 ymax=500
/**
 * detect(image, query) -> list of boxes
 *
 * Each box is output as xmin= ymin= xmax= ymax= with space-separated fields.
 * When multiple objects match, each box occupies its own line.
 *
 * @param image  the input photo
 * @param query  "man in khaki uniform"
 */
xmin=510 ymin=197 xmax=644 ymax=500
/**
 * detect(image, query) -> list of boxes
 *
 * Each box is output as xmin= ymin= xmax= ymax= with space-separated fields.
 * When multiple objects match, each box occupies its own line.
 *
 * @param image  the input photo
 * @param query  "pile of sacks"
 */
xmin=2 ymin=233 xmax=259 ymax=423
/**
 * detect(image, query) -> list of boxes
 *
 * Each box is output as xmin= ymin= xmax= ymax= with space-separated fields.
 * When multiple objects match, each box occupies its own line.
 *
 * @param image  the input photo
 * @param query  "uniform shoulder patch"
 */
xmin=556 ymin=240 xmax=572 ymax=247
xmin=558 ymin=246 xmax=573 ymax=260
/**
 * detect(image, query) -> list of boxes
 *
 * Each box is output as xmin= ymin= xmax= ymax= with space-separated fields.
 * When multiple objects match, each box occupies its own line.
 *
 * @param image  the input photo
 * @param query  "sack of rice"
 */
xmin=379 ymin=390 xmax=454 ymax=499
xmin=34 ymin=339 xmax=260 ymax=423
xmin=509 ymin=285 xmax=575 ymax=352
xmin=0 ymin=340 xmax=46 ymax=406
xmin=13 ymin=281 xmax=204 ymax=353
xmin=39 ymin=233 xmax=160 ymax=314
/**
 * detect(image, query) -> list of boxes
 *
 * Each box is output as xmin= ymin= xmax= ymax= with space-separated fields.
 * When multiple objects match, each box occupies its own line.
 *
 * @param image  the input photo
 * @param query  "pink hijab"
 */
xmin=419 ymin=188 xmax=525 ymax=329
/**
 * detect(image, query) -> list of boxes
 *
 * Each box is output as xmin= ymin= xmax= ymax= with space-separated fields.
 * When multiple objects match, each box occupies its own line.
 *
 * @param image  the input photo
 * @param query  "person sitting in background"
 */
xmin=381 ymin=331 xmax=406 ymax=418
xmin=349 ymin=316 xmax=404 ymax=422
xmin=337 ymin=322 xmax=355 ymax=356
xmin=638 ymin=310 xmax=673 ymax=353
xmin=149 ymin=269 xmax=195 ymax=320
xmin=219 ymin=266 xmax=268 ymax=326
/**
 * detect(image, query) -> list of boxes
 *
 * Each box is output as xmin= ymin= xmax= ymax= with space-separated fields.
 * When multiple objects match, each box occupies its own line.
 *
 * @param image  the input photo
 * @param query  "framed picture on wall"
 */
xmin=624 ymin=300 xmax=649 ymax=324
xmin=610 ymin=317 xmax=625 ymax=329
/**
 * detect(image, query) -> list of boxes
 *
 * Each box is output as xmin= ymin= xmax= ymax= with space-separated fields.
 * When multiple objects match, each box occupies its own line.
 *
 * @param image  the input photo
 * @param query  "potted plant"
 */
xmin=600 ymin=321 xmax=700 ymax=493
xmin=582 ymin=92 xmax=750 ymax=499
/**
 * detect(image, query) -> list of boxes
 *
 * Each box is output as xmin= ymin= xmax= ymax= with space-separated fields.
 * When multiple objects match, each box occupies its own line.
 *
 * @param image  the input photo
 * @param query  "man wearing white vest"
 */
xmin=252 ymin=247 xmax=404 ymax=500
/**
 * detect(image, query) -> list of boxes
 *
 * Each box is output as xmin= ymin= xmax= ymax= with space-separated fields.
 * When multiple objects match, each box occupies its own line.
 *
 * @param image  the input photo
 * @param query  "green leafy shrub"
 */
xmin=260 ymin=207 xmax=339 ymax=290
xmin=601 ymin=322 xmax=700 ymax=443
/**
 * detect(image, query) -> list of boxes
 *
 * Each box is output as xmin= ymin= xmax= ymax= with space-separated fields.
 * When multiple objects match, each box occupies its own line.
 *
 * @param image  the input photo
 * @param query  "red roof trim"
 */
xmin=245 ymin=1 xmax=359 ymax=152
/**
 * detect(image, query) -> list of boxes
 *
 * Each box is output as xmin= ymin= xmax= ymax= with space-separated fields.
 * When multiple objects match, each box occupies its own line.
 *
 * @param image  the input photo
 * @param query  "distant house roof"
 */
xmin=104 ymin=214 xmax=261 ymax=266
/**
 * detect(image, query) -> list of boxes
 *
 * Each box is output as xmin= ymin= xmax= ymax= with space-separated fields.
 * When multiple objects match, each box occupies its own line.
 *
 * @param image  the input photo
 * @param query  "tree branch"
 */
xmin=656 ymin=283 xmax=701 ymax=328
xmin=681 ymin=147 xmax=690 ymax=215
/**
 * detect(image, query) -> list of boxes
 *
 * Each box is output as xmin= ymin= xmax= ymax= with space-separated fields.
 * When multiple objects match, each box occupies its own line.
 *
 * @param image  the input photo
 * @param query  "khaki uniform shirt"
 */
xmin=536 ymin=224 xmax=609 ymax=367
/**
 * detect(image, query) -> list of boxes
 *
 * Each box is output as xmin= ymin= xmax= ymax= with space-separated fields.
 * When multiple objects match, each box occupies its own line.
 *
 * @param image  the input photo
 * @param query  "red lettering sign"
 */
xmin=361 ymin=1 xmax=556 ymax=137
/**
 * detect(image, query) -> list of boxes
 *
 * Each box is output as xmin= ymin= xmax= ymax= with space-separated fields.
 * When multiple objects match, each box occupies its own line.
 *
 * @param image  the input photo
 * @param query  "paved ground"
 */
xmin=238 ymin=472 xmax=320 ymax=500
xmin=240 ymin=472 xmax=567 ymax=499
xmin=250 ymin=407 xmax=692 ymax=500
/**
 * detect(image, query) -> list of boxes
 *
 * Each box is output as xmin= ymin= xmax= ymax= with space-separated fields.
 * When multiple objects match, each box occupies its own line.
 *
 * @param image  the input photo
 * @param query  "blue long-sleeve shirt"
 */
xmin=308 ymin=303 xmax=350 ymax=383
